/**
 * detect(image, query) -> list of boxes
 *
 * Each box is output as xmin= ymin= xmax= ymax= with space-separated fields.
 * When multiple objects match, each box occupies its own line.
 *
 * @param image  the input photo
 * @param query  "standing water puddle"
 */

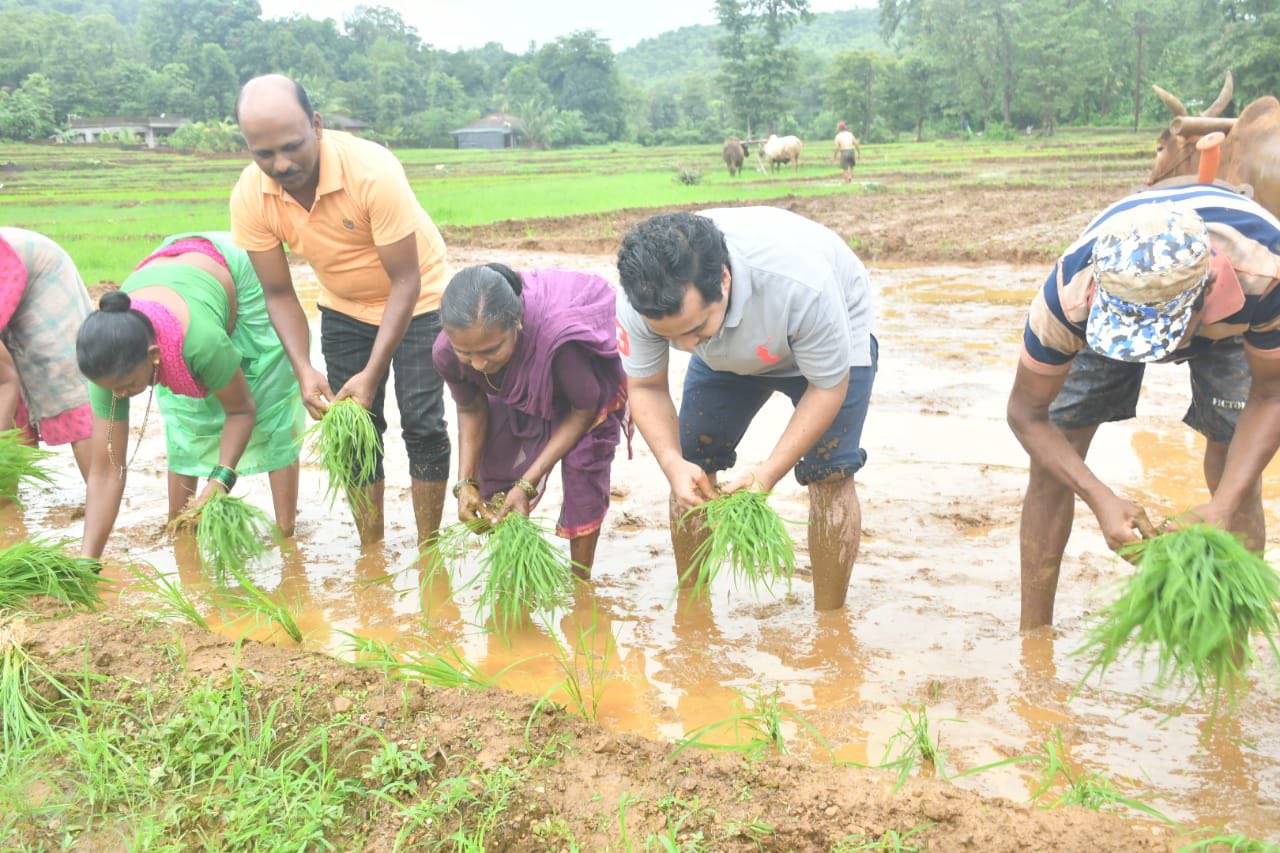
xmin=8 ymin=253 xmax=1279 ymax=839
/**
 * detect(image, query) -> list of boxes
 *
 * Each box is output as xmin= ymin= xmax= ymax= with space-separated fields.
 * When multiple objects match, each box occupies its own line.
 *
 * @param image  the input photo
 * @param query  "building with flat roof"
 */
xmin=450 ymin=113 xmax=523 ymax=149
xmin=62 ymin=116 xmax=192 ymax=147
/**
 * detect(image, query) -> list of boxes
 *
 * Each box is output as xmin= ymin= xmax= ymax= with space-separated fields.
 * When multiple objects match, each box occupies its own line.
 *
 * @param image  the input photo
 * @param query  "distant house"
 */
xmin=450 ymin=113 xmax=524 ymax=150
xmin=62 ymin=116 xmax=191 ymax=148
xmin=324 ymin=114 xmax=370 ymax=134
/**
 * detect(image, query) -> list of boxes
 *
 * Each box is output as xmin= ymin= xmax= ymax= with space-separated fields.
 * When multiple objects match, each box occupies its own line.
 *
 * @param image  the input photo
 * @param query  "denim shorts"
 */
xmin=679 ymin=336 xmax=877 ymax=485
xmin=319 ymin=307 xmax=451 ymax=483
xmin=1049 ymin=337 xmax=1250 ymax=444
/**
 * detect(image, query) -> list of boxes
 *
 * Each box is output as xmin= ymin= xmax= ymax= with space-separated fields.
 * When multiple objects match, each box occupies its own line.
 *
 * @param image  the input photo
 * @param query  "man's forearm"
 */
xmin=629 ymin=382 xmax=684 ymax=471
xmin=364 ymin=278 xmax=419 ymax=377
xmin=759 ymin=382 xmax=844 ymax=485
xmin=263 ymin=289 xmax=316 ymax=375
xmin=1008 ymin=408 xmax=1113 ymax=508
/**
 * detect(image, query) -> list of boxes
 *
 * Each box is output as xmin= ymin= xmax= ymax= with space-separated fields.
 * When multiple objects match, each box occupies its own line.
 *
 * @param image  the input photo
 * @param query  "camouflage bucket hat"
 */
xmin=1085 ymin=201 xmax=1211 ymax=363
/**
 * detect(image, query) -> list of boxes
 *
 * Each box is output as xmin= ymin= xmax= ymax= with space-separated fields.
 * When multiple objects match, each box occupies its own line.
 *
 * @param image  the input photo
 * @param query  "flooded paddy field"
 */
xmin=7 ymin=248 xmax=1279 ymax=848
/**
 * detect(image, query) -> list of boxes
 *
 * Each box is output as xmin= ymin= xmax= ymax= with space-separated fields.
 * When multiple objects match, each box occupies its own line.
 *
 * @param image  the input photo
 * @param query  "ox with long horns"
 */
xmin=1148 ymin=71 xmax=1280 ymax=219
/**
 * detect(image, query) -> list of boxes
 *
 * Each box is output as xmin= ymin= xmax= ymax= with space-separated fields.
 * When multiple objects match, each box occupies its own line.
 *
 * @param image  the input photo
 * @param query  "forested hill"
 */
xmin=618 ymin=9 xmax=888 ymax=90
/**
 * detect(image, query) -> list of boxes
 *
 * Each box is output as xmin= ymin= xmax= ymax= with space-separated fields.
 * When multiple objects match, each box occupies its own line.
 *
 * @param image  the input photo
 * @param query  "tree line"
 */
xmin=0 ymin=0 xmax=1276 ymax=148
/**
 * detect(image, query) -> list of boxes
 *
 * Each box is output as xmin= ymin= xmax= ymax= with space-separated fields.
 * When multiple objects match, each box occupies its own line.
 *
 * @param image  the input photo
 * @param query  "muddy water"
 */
xmin=9 ymin=251 xmax=1280 ymax=840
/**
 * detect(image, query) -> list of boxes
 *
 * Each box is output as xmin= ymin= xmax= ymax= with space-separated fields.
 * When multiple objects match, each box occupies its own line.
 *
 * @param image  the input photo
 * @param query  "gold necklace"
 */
xmin=483 ymin=370 xmax=502 ymax=393
xmin=105 ymin=365 xmax=157 ymax=476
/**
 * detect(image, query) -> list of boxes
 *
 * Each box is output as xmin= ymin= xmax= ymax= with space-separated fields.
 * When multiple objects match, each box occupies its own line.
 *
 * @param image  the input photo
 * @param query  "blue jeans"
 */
xmin=679 ymin=337 xmax=878 ymax=486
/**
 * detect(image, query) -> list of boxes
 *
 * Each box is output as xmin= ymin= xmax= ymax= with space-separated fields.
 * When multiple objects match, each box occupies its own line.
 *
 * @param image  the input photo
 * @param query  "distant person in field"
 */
xmin=433 ymin=263 xmax=628 ymax=577
xmin=1008 ymin=190 xmax=1280 ymax=629
xmin=75 ymin=233 xmax=306 ymax=560
xmin=832 ymin=121 xmax=861 ymax=184
xmin=0 ymin=228 xmax=94 ymax=478
xmin=616 ymin=208 xmax=877 ymax=611
xmin=230 ymin=74 xmax=452 ymax=547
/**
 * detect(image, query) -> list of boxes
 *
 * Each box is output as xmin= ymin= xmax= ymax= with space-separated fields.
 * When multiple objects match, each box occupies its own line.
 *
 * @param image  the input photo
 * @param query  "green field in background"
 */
xmin=0 ymin=130 xmax=1154 ymax=284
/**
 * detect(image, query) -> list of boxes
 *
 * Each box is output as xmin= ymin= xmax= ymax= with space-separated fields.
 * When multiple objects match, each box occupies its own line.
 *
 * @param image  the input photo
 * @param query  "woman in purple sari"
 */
xmin=432 ymin=263 xmax=626 ymax=576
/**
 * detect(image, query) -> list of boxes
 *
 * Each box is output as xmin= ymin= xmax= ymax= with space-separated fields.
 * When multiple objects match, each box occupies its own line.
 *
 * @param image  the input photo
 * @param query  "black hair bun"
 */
xmin=99 ymin=290 xmax=132 ymax=313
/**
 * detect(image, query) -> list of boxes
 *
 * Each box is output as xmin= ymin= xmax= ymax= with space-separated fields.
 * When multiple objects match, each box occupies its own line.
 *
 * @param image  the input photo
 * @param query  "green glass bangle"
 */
xmin=452 ymin=478 xmax=477 ymax=498
xmin=209 ymin=465 xmax=238 ymax=492
xmin=514 ymin=477 xmax=538 ymax=499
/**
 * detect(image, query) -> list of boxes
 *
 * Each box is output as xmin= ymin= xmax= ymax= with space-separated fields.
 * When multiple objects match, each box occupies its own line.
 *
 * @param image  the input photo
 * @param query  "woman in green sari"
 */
xmin=75 ymin=232 xmax=306 ymax=559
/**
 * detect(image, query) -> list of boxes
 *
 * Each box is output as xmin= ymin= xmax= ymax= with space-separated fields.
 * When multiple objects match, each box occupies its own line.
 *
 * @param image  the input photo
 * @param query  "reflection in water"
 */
xmin=6 ymin=261 xmax=1280 ymax=839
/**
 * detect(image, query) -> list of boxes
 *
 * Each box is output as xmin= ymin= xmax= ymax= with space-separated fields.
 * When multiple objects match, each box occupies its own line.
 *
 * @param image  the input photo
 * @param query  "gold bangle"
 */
xmin=514 ymin=477 xmax=538 ymax=499
xmin=452 ymin=478 xmax=477 ymax=498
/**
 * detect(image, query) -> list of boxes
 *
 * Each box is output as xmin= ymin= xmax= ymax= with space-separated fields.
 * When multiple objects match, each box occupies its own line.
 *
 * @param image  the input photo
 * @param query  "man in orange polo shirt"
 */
xmin=230 ymin=74 xmax=450 ymax=546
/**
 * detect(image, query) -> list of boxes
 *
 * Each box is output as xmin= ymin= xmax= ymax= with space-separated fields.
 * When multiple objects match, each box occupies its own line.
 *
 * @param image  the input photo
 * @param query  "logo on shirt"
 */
xmin=615 ymin=320 xmax=631 ymax=357
xmin=342 ymin=218 xmax=355 ymax=230
xmin=756 ymin=339 xmax=781 ymax=365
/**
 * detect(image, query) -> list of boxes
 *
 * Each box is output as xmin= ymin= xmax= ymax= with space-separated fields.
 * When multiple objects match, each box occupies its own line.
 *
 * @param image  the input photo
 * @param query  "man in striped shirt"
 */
xmin=1007 ymin=186 xmax=1280 ymax=628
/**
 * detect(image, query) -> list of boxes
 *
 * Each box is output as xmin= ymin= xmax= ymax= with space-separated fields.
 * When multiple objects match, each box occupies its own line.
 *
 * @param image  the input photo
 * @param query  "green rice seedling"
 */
xmin=122 ymin=562 xmax=209 ymax=630
xmin=1075 ymin=524 xmax=1280 ymax=717
xmin=1027 ymin=729 xmax=1171 ymax=822
xmin=393 ymin=646 xmax=498 ymax=690
xmin=543 ymin=606 xmax=617 ymax=721
xmin=672 ymin=685 xmax=833 ymax=761
xmin=1 ymin=621 xmax=74 ymax=751
xmin=0 ymin=428 xmax=54 ymax=506
xmin=307 ymin=398 xmax=381 ymax=518
xmin=216 ymin=564 xmax=304 ymax=643
xmin=680 ymin=490 xmax=796 ymax=599
xmin=833 ymin=824 xmax=933 ymax=852
xmin=341 ymin=631 xmax=503 ymax=690
xmin=1177 ymin=834 xmax=1280 ymax=852
xmin=171 ymin=493 xmax=276 ymax=586
xmin=437 ymin=512 xmax=574 ymax=635
xmin=877 ymin=706 xmax=946 ymax=790
xmin=0 ymin=538 xmax=104 ymax=610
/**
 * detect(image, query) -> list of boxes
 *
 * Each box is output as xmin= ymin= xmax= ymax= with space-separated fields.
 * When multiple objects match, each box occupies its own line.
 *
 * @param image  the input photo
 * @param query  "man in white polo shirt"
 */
xmin=616 ymin=207 xmax=877 ymax=610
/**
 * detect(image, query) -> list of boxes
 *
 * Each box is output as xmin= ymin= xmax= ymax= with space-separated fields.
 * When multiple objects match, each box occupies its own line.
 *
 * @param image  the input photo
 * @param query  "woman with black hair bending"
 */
xmin=433 ymin=263 xmax=627 ymax=576
xmin=76 ymin=233 xmax=306 ymax=559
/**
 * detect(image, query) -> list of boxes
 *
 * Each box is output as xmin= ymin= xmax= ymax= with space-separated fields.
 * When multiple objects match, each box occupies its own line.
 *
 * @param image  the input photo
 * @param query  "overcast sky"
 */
xmin=256 ymin=0 xmax=875 ymax=53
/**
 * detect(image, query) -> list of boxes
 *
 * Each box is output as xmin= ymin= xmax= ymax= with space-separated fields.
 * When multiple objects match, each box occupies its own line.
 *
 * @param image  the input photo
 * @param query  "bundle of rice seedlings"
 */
xmin=172 ymin=493 xmax=276 ymax=585
xmin=0 ymin=428 xmax=54 ymax=506
xmin=307 ymin=398 xmax=381 ymax=517
xmin=435 ymin=513 xmax=574 ymax=634
xmin=1076 ymin=524 xmax=1280 ymax=715
xmin=680 ymin=490 xmax=796 ymax=599
xmin=0 ymin=538 xmax=103 ymax=610
xmin=1 ymin=620 xmax=74 ymax=751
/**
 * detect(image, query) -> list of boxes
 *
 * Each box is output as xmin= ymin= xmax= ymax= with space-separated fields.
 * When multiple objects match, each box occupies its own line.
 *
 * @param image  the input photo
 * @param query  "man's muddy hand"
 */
xmin=1093 ymin=493 xmax=1159 ymax=555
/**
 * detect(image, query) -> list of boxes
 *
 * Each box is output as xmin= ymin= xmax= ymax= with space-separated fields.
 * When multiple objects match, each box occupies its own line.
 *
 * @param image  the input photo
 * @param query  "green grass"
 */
xmin=171 ymin=493 xmax=276 ymax=586
xmin=307 ymin=398 xmax=381 ymax=520
xmin=0 ymin=538 xmax=104 ymax=610
xmin=0 ymin=428 xmax=55 ymax=506
xmin=680 ymin=490 xmax=796 ymax=599
xmin=1075 ymin=524 xmax=1280 ymax=718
